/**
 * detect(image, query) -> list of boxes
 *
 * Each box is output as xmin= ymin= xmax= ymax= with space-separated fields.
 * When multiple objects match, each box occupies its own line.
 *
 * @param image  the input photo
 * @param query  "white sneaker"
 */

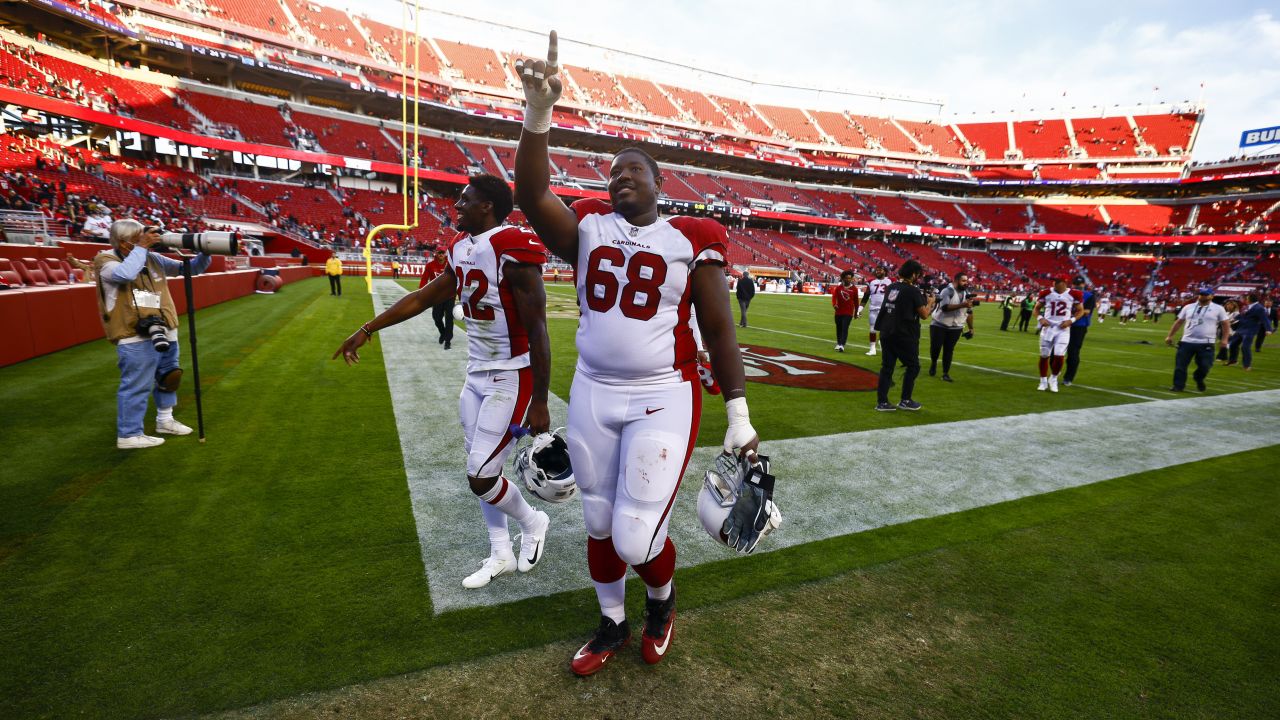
xmin=1037 ymin=378 xmax=1048 ymax=391
xmin=865 ymin=346 xmax=877 ymax=356
xmin=518 ymin=510 xmax=550 ymax=572
xmin=1048 ymin=377 xmax=1059 ymax=393
xmin=117 ymin=434 xmax=165 ymax=449
xmin=462 ymin=554 xmax=516 ymax=589
xmin=156 ymin=418 xmax=193 ymax=436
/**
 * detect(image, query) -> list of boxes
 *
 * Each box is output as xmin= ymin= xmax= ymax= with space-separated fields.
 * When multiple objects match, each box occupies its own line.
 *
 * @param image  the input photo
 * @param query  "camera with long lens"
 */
xmin=135 ymin=316 xmax=171 ymax=353
xmin=151 ymin=229 xmax=240 ymax=255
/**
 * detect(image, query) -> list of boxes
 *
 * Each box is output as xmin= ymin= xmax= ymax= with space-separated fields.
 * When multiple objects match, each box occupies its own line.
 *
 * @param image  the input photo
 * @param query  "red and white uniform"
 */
xmin=865 ymin=277 xmax=891 ymax=326
xmin=832 ymin=284 xmax=859 ymax=317
xmin=567 ymin=198 xmax=726 ymax=566
xmin=447 ymin=225 xmax=547 ymax=477
xmin=1037 ymin=287 xmax=1084 ymax=356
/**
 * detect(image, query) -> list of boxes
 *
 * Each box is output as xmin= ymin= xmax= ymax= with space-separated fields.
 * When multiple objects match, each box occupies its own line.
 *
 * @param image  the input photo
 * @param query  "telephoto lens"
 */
xmin=136 ymin=316 xmax=171 ymax=353
xmin=158 ymin=231 xmax=240 ymax=255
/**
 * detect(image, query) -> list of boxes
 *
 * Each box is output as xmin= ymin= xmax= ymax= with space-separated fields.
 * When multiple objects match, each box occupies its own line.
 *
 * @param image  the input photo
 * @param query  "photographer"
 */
xmin=928 ymin=272 xmax=975 ymax=382
xmin=874 ymin=259 xmax=933 ymax=412
xmin=93 ymin=220 xmax=210 ymax=449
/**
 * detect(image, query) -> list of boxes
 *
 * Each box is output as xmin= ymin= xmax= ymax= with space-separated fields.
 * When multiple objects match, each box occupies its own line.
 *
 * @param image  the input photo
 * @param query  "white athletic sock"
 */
xmin=157 ymin=406 xmax=174 ymax=422
xmin=479 ymin=499 xmax=513 ymax=558
xmin=646 ymin=580 xmax=672 ymax=602
xmin=479 ymin=477 xmax=538 ymax=529
xmin=593 ymin=578 xmax=627 ymax=624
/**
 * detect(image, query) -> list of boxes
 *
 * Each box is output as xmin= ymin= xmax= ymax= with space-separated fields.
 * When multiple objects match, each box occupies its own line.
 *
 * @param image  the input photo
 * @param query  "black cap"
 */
xmin=1072 ymin=275 xmax=1085 ymax=285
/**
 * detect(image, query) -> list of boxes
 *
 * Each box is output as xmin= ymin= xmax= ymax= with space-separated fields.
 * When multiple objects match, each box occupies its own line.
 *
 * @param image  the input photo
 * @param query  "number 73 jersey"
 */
xmin=571 ymin=198 xmax=728 ymax=385
xmin=446 ymin=225 xmax=547 ymax=372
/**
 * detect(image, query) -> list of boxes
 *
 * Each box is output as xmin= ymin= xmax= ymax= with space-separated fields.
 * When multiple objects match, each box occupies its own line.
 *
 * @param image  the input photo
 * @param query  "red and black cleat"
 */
xmin=640 ymin=589 xmax=676 ymax=665
xmin=570 ymin=616 xmax=631 ymax=677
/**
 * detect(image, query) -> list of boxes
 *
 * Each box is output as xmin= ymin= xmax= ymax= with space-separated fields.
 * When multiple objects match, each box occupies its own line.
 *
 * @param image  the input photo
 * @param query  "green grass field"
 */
xmin=2 ymin=276 xmax=1277 ymax=719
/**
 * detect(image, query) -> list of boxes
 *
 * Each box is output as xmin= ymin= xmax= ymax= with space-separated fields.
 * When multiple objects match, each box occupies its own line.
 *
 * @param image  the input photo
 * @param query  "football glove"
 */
xmin=514 ymin=31 xmax=561 ymax=134
xmin=720 ymin=454 xmax=781 ymax=554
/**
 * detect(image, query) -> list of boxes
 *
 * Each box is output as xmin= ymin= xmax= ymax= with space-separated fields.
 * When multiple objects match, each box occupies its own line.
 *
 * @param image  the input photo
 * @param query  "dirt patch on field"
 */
xmin=207 ymin=559 xmax=1002 ymax=720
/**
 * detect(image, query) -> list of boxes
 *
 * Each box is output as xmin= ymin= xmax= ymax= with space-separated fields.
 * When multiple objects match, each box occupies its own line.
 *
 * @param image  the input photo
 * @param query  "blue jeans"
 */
xmin=1227 ymin=331 xmax=1256 ymax=368
xmin=116 ymin=338 xmax=180 ymax=437
xmin=1172 ymin=341 xmax=1214 ymax=390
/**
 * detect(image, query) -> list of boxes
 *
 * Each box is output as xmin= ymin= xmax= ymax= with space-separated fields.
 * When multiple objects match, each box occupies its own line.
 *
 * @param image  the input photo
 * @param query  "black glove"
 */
xmin=721 ymin=455 xmax=777 ymax=554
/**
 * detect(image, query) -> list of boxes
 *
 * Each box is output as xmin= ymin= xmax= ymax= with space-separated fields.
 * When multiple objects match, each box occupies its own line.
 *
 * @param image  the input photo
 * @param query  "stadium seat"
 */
xmin=15 ymin=258 xmax=50 ymax=286
xmin=0 ymin=259 xmax=25 ymax=287
xmin=37 ymin=259 xmax=70 ymax=284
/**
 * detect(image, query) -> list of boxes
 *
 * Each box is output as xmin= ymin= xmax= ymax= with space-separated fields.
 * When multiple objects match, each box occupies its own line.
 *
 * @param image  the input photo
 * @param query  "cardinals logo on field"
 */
xmin=739 ymin=345 xmax=878 ymax=391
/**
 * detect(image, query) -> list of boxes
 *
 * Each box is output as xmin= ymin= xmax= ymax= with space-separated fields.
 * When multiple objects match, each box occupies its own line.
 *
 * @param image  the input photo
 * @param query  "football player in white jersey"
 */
xmin=1031 ymin=276 xmax=1085 ymax=392
xmin=861 ymin=266 xmax=892 ymax=355
xmin=334 ymin=174 xmax=554 ymax=589
xmin=1096 ymin=295 xmax=1110 ymax=323
xmin=515 ymin=32 xmax=762 ymax=677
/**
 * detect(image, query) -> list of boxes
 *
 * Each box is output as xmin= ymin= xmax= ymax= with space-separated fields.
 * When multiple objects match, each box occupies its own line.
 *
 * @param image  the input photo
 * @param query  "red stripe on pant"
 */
xmin=477 ymin=365 xmax=534 ymax=475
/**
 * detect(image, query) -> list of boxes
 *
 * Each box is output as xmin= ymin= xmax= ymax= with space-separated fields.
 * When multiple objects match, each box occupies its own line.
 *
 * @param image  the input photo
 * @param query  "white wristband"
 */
xmin=522 ymin=104 xmax=552 ymax=135
xmin=725 ymin=396 xmax=750 ymax=426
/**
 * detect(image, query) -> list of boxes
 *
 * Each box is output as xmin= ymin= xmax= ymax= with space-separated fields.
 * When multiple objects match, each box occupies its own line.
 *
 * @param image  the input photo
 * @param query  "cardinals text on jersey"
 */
xmin=447 ymin=225 xmax=547 ymax=372
xmin=570 ymin=198 xmax=727 ymax=384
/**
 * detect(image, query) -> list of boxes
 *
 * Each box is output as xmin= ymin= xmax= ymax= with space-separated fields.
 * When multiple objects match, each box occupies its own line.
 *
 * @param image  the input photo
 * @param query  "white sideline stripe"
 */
xmin=374 ymin=281 xmax=1280 ymax=615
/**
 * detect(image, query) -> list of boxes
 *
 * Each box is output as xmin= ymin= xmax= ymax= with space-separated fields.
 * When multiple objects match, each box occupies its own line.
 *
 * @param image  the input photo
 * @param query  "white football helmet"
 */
xmin=697 ymin=451 xmax=782 ymax=550
xmin=513 ymin=427 xmax=577 ymax=503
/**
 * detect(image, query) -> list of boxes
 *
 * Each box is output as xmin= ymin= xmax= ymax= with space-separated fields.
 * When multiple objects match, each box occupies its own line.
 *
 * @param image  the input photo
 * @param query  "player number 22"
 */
xmin=584 ymin=247 xmax=668 ymax=320
xmin=455 ymin=267 xmax=496 ymax=321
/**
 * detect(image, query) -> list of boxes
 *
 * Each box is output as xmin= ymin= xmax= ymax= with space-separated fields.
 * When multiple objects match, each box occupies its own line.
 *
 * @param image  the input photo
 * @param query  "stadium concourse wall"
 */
xmin=0 ymin=242 xmax=321 ymax=368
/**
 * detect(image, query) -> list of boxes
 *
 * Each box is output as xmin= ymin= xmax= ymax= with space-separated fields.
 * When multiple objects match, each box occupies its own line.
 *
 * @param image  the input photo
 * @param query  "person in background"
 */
xmin=927 ymin=272 xmax=974 ymax=382
xmin=1216 ymin=298 xmax=1239 ymax=362
xmin=999 ymin=292 xmax=1014 ymax=331
xmin=735 ymin=269 xmax=755 ymax=328
xmin=831 ymin=270 xmax=859 ymax=352
xmin=1062 ymin=276 xmax=1096 ymax=387
xmin=1254 ymin=297 xmax=1275 ymax=353
xmin=1017 ymin=293 xmax=1034 ymax=332
xmin=1227 ymin=292 xmax=1274 ymax=370
xmin=421 ymin=247 xmax=455 ymax=350
xmin=1165 ymin=286 xmax=1231 ymax=392
xmin=874 ymin=259 xmax=932 ymax=411
xmin=325 ymin=253 xmax=343 ymax=296
xmin=94 ymin=220 xmax=210 ymax=449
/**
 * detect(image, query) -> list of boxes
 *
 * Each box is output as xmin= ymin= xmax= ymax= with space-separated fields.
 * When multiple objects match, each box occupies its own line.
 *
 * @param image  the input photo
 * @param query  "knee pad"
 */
xmin=611 ymin=513 xmax=662 ymax=566
xmin=157 ymin=368 xmax=183 ymax=392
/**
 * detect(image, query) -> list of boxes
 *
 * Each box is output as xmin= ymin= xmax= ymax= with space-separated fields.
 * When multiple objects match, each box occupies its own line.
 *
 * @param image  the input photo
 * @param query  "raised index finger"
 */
xmin=546 ymin=30 xmax=558 ymax=69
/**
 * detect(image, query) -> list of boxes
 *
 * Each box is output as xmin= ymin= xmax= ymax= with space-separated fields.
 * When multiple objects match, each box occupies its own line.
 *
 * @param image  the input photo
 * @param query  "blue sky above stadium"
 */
xmin=367 ymin=1 xmax=1280 ymax=162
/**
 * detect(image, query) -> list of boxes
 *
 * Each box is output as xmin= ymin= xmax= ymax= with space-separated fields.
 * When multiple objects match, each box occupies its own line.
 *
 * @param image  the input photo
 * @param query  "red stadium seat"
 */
xmin=15 ymin=259 xmax=50 ymax=286
xmin=37 ymin=260 xmax=69 ymax=284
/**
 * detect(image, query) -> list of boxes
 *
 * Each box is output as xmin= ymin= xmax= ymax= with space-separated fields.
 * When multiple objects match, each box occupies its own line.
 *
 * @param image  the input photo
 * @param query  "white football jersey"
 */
xmin=571 ymin=198 xmax=727 ymax=384
xmin=866 ymin=278 xmax=892 ymax=309
xmin=1038 ymin=287 xmax=1084 ymax=326
xmin=447 ymin=225 xmax=547 ymax=372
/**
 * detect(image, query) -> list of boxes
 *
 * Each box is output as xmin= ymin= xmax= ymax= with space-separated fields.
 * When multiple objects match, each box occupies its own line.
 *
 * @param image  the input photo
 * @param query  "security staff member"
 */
xmin=1062 ymin=276 xmax=1096 ymax=386
xmin=874 ymin=259 xmax=932 ymax=412
xmin=1000 ymin=293 xmax=1015 ymax=331
xmin=325 ymin=253 xmax=343 ymax=296
xmin=94 ymin=220 xmax=210 ymax=449
xmin=1018 ymin=293 xmax=1034 ymax=332
xmin=928 ymin=273 xmax=974 ymax=382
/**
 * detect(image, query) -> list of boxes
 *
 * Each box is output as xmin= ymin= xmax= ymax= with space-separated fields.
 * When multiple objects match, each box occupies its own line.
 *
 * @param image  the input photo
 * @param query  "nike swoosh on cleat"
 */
xmin=645 ymin=407 xmax=663 ymax=415
xmin=652 ymin=619 xmax=673 ymax=655
xmin=573 ymin=647 xmax=589 ymax=661
xmin=528 ymin=543 xmax=541 ymax=566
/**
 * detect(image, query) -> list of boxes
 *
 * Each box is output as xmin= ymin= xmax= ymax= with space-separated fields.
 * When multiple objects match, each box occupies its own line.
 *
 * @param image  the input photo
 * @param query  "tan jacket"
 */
xmin=93 ymin=251 xmax=178 ymax=344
